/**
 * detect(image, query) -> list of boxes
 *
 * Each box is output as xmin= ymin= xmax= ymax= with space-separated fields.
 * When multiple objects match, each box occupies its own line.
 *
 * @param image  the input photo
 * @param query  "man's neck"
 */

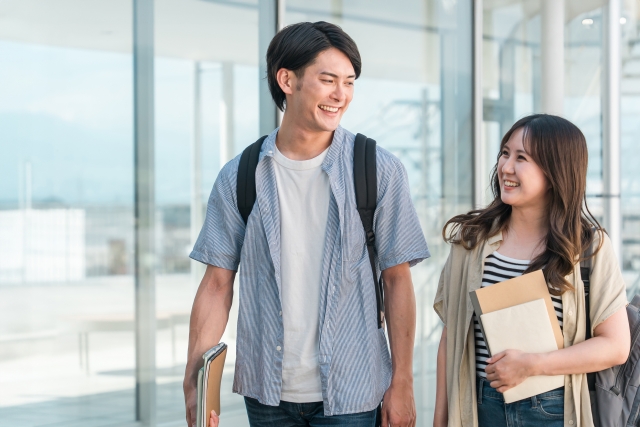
xmin=276 ymin=115 xmax=334 ymax=161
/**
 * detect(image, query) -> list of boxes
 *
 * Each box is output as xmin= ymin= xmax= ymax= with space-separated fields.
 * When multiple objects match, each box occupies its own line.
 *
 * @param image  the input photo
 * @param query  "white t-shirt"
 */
xmin=272 ymin=144 xmax=330 ymax=403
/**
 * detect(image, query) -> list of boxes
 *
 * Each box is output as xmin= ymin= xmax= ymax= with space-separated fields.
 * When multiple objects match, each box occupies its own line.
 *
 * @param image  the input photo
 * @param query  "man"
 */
xmin=184 ymin=21 xmax=429 ymax=427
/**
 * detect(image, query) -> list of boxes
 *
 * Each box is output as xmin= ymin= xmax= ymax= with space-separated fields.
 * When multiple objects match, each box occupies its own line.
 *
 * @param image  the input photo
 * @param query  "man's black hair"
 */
xmin=266 ymin=21 xmax=362 ymax=112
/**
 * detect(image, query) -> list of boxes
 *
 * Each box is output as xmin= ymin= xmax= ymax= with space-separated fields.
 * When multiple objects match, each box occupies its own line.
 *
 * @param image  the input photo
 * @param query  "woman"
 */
xmin=433 ymin=114 xmax=630 ymax=427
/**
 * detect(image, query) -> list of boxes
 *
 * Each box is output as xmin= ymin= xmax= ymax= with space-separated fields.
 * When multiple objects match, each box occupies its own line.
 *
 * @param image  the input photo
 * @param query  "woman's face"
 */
xmin=497 ymin=127 xmax=550 ymax=210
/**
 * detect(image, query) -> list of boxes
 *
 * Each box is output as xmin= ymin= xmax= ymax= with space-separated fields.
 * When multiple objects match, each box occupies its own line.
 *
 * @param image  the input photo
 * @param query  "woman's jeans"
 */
xmin=477 ymin=376 xmax=565 ymax=427
xmin=244 ymin=397 xmax=377 ymax=427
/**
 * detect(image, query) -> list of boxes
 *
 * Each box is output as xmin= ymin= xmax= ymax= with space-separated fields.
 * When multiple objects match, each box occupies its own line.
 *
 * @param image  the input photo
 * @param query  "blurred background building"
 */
xmin=0 ymin=0 xmax=639 ymax=426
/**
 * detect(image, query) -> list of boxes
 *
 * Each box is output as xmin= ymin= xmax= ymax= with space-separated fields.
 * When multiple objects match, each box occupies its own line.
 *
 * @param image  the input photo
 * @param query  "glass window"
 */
xmin=154 ymin=0 xmax=259 ymax=424
xmin=621 ymin=0 xmax=640 ymax=285
xmin=566 ymin=5 xmax=604 ymax=233
xmin=0 ymin=1 xmax=136 ymax=426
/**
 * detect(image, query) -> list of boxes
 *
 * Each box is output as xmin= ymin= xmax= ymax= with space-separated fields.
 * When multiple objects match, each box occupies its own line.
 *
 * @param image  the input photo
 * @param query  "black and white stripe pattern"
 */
xmin=475 ymin=252 xmax=563 ymax=378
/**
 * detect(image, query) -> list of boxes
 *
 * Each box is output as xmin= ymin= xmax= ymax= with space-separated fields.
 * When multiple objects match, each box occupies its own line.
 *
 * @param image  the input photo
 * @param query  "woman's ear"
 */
xmin=276 ymin=68 xmax=295 ymax=96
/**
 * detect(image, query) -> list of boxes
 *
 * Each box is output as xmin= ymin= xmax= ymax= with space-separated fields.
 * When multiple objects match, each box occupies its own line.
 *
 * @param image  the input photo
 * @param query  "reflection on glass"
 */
xmin=621 ymin=1 xmax=640 ymax=286
xmin=0 ymin=1 xmax=135 ymax=426
xmin=154 ymin=0 xmax=259 ymax=424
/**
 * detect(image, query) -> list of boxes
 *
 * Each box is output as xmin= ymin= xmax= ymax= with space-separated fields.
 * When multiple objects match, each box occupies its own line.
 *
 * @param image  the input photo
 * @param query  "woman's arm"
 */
xmin=485 ymin=306 xmax=630 ymax=392
xmin=434 ymin=326 xmax=448 ymax=427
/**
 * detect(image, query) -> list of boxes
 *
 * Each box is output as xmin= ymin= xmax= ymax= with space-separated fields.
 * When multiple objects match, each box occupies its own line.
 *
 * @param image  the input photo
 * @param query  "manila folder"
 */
xmin=469 ymin=269 xmax=564 ymax=352
xmin=480 ymin=299 xmax=564 ymax=404
xmin=197 ymin=343 xmax=227 ymax=427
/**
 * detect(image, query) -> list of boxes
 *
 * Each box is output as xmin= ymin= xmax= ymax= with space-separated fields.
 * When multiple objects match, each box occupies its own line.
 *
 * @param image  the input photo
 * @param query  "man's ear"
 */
xmin=276 ymin=68 xmax=295 ymax=96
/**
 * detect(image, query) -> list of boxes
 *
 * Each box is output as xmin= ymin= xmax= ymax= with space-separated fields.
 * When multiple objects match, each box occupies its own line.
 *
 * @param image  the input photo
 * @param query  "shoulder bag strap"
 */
xmin=581 ymin=234 xmax=596 ymax=391
xmin=353 ymin=133 xmax=384 ymax=329
xmin=237 ymin=136 xmax=268 ymax=224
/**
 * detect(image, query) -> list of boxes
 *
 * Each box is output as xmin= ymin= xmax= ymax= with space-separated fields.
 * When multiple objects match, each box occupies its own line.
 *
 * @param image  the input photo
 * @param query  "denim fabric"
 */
xmin=477 ymin=376 xmax=564 ymax=427
xmin=244 ymin=397 xmax=377 ymax=427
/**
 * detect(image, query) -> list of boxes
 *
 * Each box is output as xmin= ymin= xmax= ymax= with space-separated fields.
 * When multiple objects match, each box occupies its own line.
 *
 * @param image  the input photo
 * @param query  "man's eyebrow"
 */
xmin=319 ymin=71 xmax=356 ymax=79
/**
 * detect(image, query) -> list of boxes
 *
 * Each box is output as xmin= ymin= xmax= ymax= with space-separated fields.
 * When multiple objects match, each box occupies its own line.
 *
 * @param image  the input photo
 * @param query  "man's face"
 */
xmin=285 ymin=48 xmax=356 ymax=132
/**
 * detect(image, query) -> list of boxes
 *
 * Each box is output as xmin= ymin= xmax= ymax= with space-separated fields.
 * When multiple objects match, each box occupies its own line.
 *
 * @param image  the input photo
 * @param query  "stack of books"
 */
xmin=470 ymin=270 xmax=564 ymax=403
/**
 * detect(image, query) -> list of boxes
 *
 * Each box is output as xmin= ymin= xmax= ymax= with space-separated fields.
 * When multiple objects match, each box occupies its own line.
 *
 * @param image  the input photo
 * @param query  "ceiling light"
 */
xmin=620 ymin=17 xmax=627 ymax=25
xmin=582 ymin=18 xmax=594 ymax=26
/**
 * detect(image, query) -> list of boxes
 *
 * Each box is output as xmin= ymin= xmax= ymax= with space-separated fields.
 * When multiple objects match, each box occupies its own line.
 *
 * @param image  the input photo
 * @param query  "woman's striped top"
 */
xmin=474 ymin=251 xmax=564 ymax=378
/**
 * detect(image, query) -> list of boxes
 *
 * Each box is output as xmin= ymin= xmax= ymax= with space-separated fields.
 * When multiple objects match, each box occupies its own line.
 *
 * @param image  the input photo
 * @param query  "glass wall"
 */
xmin=1 ymin=0 xmax=636 ymax=426
xmin=153 ymin=0 xmax=259 ymax=424
xmin=621 ymin=0 xmax=640 ymax=288
xmin=0 ymin=1 xmax=137 ymax=426
xmin=286 ymin=1 xmax=473 ymax=421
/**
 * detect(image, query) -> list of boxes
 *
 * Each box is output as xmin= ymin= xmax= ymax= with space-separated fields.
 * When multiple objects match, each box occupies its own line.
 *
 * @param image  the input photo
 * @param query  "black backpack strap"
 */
xmin=353 ymin=133 xmax=384 ymax=329
xmin=582 ymin=236 xmax=594 ymax=339
xmin=237 ymin=136 xmax=268 ymax=224
xmin=581 ymin=235 xmax=595 ymax=391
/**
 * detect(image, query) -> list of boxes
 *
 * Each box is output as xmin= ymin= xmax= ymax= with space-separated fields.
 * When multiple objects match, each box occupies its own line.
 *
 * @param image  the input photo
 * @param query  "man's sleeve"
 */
xmin=189 ymin=160 xmax=245 ymax=271
xmin=373 ymin=157 xmax=430 ymax=271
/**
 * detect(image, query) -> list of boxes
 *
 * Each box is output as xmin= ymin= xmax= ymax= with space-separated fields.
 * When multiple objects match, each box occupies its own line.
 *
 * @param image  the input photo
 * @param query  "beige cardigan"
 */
xmin=433 ymin=231 xmax=627 ymax=427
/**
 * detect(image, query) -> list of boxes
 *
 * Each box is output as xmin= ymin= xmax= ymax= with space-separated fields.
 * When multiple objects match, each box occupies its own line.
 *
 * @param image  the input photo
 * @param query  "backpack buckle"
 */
xmin=366 ymin=230 xmax=376 ymax=246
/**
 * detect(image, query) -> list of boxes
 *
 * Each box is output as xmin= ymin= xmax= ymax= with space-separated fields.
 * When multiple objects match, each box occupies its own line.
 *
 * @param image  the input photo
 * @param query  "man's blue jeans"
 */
xmin=477 ymin=376 xmax=564 ymax=427
xmin=244 ymin=397 xmax=377 ymax=427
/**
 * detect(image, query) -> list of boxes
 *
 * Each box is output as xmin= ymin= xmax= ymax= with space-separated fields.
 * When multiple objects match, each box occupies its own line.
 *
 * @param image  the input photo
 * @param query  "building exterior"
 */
xmin=0 ymin=0 xmax=639 ymax=426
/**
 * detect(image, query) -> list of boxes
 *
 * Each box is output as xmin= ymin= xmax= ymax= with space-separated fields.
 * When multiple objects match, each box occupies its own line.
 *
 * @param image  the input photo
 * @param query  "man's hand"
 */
xmin=184 ymin=381 xmax=198 ymax=427
xmin=210 ymin=410 xmax=220 ymax=427
xmin=381 ymin=378 xmax=416 ymax=427
xmin=380 ymin=263 xmax=416 ymax=427
xmin=485 ymin=349 xmax=537 ymax=393
xmin=183 ymin=266 xmax=236 ymax=427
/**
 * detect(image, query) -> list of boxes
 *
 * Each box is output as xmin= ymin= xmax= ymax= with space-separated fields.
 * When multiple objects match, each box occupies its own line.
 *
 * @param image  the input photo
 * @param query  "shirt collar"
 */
xmin=258 ymin=125 xmax=346 ymax=169
xmin=487 ymin=230 xmax=503 ymax=246
xmin=259 ymin=128 xmax=279 ymax=161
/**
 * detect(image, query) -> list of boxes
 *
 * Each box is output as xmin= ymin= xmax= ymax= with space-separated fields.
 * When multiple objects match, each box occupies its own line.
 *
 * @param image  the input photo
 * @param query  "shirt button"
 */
xmin=569 ymin=421 xmax=574 ymax=425
xmin=568 ymin=310 xmax=574 ymax=316
xmin=276 ymin=346 xmax=282 ymax=351
xmin=279 ymin=311 xmax=282 ymax=316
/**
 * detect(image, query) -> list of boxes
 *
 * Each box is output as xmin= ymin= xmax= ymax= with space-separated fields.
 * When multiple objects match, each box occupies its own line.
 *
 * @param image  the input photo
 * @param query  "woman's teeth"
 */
xmin=504 ymin=180 xmax=520 ymax=187
xmin=319 ymin=105 xmax=339 ymax=113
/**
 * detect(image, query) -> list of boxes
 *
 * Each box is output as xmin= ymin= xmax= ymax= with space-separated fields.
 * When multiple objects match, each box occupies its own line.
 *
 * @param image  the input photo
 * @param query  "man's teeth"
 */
xmin=505 ymin=181 xmax=520 ymax=187
xmin=319 ymin=105 xmax=339 ymax=113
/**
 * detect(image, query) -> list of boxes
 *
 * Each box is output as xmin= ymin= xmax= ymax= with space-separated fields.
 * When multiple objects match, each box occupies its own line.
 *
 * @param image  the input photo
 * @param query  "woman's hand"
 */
xmin=485 ymin=349 xmax=539 ymax=393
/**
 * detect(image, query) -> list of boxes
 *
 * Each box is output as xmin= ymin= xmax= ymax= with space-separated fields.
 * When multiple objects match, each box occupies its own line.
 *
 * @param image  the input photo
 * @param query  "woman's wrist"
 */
xmin=527 ymin=352 xmax=547 ymax=376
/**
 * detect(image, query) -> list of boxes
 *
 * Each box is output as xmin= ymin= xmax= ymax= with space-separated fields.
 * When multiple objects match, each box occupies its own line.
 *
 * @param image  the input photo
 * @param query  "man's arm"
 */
xmin=380 ymin=262 xmax=416 ymax=427
xmin=183 ymin=265 xmax=236 ymax=427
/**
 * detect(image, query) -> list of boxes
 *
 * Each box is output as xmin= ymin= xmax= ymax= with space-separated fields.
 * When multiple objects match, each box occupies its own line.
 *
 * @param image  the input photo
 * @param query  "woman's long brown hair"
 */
xmin=443 ymin=114 xmax=603 ymax=295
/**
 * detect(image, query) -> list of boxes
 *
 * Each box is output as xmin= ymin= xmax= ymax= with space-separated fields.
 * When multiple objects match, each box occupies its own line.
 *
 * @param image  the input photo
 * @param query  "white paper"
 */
xmin=480 ymin=299 xmax=565 ymax=403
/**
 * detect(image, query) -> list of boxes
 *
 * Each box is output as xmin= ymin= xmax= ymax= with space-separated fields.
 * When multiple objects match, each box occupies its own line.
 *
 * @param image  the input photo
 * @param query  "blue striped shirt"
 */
xmin=190 ymin=126 xmax=430 ymax=416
